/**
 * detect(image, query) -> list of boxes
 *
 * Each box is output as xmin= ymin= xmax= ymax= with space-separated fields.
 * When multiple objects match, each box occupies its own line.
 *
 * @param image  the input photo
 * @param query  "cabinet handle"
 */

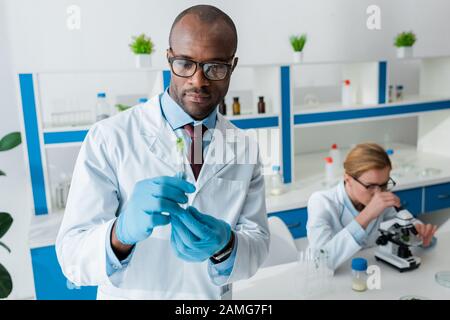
xmin=437 ymin=194 xmax=450 ymax=200
xmin=287 ymin=222 xmax=302 ymax=229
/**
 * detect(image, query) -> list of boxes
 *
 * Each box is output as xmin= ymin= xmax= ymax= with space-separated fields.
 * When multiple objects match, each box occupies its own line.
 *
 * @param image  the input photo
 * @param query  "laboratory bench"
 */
xmin=27 ymin=143 xmax=450 ymax=299
xmin=233 ymin=211 xmax=450 ymax=300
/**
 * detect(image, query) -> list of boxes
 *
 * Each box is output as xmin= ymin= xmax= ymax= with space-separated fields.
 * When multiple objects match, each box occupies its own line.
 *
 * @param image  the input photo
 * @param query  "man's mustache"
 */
xmin=183 ymin=88 xmax=211 ymax=95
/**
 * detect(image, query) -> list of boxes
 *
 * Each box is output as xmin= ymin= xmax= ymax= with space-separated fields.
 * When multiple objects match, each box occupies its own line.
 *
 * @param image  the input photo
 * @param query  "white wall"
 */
xmin=0 ymin=0 xmax=35 ymax=300
xmin=4 ymin=0 xmax=450 ymax=72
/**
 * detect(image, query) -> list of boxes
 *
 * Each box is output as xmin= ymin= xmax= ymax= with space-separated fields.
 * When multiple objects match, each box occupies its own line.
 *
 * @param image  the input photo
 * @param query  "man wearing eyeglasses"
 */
xmin=56 ymin=5 xmax=269 ymax=299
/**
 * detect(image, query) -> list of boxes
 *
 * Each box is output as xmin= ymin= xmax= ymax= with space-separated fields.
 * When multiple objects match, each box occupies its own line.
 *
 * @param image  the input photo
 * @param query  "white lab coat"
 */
xmin=55 ymin=95 xmax=269 ymax=300
xmin=306 ymin=182 xmax=397 ymax=271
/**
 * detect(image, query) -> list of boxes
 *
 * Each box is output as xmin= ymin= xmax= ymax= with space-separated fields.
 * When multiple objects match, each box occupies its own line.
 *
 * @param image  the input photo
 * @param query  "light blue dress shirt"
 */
xmin=106 ymin=89 xmax=237 ymax=277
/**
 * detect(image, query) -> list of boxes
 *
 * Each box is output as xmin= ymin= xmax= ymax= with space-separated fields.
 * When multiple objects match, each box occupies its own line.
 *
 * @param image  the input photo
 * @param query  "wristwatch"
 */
xmin=210 ymin=231 xmax=235 ymax=264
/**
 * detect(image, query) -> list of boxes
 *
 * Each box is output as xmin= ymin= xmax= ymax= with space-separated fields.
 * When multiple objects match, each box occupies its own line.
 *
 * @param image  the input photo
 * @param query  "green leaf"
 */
xmin=115 ymin=104 xmax=132 ymax=112
xmin=0 ymin=212 xmax=13 ymax=239
xmin=0 ymin=170 xmax=5 ymax=176
xmin=0 ymin=241 xmax=10 ymax=253
xmin=0 ymin=263 xmax=13 ymax=299
xmin=394 ymin=31 xmax=416 ymax=47
xmin=129 ymin=33 xmax=154 ymax=54
xmin=289 ymin=34 xmax=307 ymax=52
xmin=0 ymin=132 xmax=21 ymax=152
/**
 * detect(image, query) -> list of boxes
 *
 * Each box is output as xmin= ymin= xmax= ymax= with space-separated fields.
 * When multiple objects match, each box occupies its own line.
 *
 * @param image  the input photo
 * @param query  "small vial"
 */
xmin=218 ymin=98 xmax=227 ymax=115
xmin=351 ymin=257 xmax=368 ymax=292
xmin=329 ymin=144 xmax=341 ymax=172
xmin=175 ymin=137 xmax=186 ymax=180
xmin=232 ymin=97 xmax=241 ymax=115
xmin=396 ymin=85 xmax=404 ymax=101
xmin=324 ymin=157 xmax=335 ymax=187
xmin=270 ymin=165 xmax=284 ymax=196
xmin=388 ymin=85 xmax=394 ymax=103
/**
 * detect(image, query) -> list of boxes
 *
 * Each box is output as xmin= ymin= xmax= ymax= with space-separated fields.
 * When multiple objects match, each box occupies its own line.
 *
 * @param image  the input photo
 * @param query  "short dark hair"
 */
xmin=169 ymin=5 xmax=238 ymax=55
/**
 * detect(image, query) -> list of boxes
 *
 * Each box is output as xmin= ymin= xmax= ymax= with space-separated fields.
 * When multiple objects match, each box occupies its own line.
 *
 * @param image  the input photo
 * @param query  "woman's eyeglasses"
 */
xmin=352 ymin=176 xmax=396 ymax=192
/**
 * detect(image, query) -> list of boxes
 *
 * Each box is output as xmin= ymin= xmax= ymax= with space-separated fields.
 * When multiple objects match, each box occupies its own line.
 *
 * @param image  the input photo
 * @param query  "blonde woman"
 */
xmin=307 ymin=143 xmax=437 ymax=271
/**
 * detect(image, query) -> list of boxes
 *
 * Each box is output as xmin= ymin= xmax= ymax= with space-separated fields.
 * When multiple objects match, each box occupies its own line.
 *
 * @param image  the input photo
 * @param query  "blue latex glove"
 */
xmin=170 ymin=206 xmax=232 ymax=262
xmin=116 ymin=176 xmax=196 ymax=245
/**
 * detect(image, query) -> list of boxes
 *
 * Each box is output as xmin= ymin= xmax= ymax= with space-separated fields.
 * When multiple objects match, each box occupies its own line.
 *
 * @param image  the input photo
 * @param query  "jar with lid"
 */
xmin=351 ymin=257 xmax=368 ymax=292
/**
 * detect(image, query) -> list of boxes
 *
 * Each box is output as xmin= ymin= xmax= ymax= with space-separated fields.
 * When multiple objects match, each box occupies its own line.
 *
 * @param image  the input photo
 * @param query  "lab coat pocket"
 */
xmin=194 ymin=177 xmax=247 ymax=226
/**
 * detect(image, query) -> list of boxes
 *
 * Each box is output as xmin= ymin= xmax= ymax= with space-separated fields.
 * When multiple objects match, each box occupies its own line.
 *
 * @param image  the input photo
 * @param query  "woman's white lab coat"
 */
xmin=55 ymin=95 xmax=269 ymax=299
xmin=307 ymin=182 xmax=397 ymax=271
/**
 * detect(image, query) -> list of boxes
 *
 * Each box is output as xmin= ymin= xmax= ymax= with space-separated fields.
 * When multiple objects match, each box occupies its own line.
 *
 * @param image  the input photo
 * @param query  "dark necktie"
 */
xmin=183 ymin=123 xmax=207 ymax=180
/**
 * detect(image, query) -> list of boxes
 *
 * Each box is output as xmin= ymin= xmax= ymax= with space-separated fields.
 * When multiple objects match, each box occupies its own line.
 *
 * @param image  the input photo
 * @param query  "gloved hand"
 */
xmin=170 ymin=206 xmax=232 ymax=262
xmin=115 ymin=176 xmax=196 ymax=245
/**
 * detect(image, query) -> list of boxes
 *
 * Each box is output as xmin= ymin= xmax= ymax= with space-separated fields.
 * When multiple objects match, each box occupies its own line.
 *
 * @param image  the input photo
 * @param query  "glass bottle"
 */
xmin=388 ymin=85 xmax=394 ymax=103
xmin=257 ymin=96 xmax=266 ymax=114
xmin=95 ymin=92 xmax=111 ymax=122
xmin=396 ymin=85 xmax=404 ymax=101
xmin=219 ymin=98 xmax=227 ymax=115
xmin=270 ymin=165 xmax=284 ymax=196
xmin=232 ymin=97 xmax=240 ymax=115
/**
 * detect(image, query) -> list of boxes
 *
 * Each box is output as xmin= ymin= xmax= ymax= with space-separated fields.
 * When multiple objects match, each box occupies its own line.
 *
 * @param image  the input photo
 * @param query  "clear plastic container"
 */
xmin=270 ymin=165 xmax=284 ymax=196
xmin=330 ymin=144 xmax=341 ymax=172
xmin=324 ymin=157 xmax=335 ymax=187
xmin=342 ymin=79 xmax=353 ymax=106
xmin=351 ymin=257 xmax=368 ymax=292
xmin=95 ymin=92 xmax=111 ymax=122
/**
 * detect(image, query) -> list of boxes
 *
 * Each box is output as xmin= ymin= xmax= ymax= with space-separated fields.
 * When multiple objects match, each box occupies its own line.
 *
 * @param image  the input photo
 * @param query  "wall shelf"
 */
xmin=18 ymin=56 xmax=450 ymax=221
xmin=293 ymin=98 xmax=450 ymax=126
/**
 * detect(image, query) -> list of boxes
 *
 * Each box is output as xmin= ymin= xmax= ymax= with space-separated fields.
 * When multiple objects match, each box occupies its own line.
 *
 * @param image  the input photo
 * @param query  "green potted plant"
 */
xmin=290 ymin=34 xmax=307 ymax=63
xmin=394 ymin=31 xmax=416 ymax=58
xmin=0 ymin=131 xmax=21 ymax=299
xmin=129 ymin=33 xmax=155 ymax=68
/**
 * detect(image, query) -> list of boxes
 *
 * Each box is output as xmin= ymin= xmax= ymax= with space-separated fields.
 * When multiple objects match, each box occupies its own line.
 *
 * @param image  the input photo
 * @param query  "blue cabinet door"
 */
xmin=394 ymin=188 xmax=423 ymax=216
xmin=424 ymin=182 xmax=450 ymax=213
xmin=269 ymin=208 xmax=308 ymax=239
xmin=30 ymin=245 xmax=97 ymax=300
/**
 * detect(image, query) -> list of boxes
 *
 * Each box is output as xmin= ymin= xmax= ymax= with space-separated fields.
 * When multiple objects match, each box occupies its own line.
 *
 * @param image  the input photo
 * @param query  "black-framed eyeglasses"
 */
xmin=351 ymin=176 xmax=397 ymax=192
xmin=167 ymin=53 xmax=234 ymax=81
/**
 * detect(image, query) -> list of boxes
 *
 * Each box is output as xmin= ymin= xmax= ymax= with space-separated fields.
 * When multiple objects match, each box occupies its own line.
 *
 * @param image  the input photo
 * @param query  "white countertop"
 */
xmin=233 ymin=216 xmax=450 ymax=300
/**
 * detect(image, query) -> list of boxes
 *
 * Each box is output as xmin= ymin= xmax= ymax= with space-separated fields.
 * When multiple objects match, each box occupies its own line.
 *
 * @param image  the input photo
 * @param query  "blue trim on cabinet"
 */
xmin=280 ymin=66 xmax=292 ymax=183
xmin=294 ymin=100 xmax=450 ymax=125
xmin=378 ymin=61 xmax=387 ymax=104
xmin=230 ymin=116 xmax=279 ymax=129
xmin=44 ymin=130 xmax=88 ymax=144
xmin=163 ymin=70 xmax=171 ymax=90
xmin=31 ymin=245 xmax=97 ymax=300
xmin=19 ymin=74 xmax=48 ymax=215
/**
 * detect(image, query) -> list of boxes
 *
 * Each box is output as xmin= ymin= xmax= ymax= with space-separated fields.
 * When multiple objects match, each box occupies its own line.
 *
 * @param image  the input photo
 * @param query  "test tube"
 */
xmin=176 ymin=137 xmax=186 ymax=180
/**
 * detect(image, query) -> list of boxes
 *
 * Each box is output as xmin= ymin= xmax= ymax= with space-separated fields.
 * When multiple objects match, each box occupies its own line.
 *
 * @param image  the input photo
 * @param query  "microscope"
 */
xmin=375 ymin=207 xmax=423 ymax=272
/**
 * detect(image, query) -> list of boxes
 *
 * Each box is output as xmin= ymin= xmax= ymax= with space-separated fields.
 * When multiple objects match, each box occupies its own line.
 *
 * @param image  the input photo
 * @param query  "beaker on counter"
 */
xmin=55 ymin=174 xmax=71 ymax=210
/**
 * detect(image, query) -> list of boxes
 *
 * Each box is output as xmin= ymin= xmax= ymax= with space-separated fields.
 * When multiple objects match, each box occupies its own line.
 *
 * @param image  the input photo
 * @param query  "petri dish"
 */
xmin=399 ymin=295 xmax=430 ymax=300
xmin=418 ymin=168 xmax=442 ymax=178
xmin=435 ymin=271 xmax=450 ymax=288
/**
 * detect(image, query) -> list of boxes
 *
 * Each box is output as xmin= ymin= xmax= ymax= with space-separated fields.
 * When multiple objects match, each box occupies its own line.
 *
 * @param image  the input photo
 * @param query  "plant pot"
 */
xmin=293 ymin=51 xmax=303 ymax=63
xmin=396 ymin=47 xmax=413 ymax=59
xmin=135 ymin=54 xmax=152 ymax=68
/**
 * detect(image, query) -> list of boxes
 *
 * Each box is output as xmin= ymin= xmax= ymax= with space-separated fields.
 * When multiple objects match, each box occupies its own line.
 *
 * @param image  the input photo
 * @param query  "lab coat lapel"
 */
xmin=194 ymin=114 xmax=236 ymax=196
xmin=139 ymin=96 xmax=184 ymax=172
